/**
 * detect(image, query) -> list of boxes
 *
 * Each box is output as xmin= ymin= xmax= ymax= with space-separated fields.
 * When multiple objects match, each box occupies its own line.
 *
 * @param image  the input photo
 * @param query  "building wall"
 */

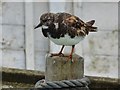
xmin=1 ymin=2 xmax=49 ymax=71
xmin=2 ymin=2 xmax=26 ymax=69
xmin=74 ymin=2 xmax=118 ymax=78
xmin=1 ymin=1 xmax=119 ymax=78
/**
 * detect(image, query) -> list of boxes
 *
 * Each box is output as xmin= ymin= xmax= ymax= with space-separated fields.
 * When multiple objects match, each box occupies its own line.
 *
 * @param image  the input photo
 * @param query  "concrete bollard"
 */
xmin=45 ymin=54 xmax=84 ymax=82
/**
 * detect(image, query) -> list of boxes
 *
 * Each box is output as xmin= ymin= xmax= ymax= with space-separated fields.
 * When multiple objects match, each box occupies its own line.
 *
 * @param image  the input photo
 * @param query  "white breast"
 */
xmin=48 ymin=34 xmax=85 ymax=46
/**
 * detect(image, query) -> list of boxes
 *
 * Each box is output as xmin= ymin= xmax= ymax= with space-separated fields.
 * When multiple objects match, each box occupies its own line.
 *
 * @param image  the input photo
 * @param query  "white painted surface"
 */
xmin=2 ymin=2 xmax=25 ymax=69
xmin=34 ymin=2 xmax=49 ymax=72
xmin=25 ymin=2 xmax=35 ymax=70
xmin=82 ymin=30 xmax=118 ymax=56
xmin=2 ymin=2 xmax=24 ymax=25
xmin=74 ymin=2 xmax=118 ymax=78
xmin=81 ymin=2 xmax=118 ymax=30
xmin=2 ymin=25 xmax=24 ymax=50
xmin=2 ymin=49 xmax=25 ymax=69
xmin=34 ymin=51 xmax=47 ymax=71
xmin=1 ymin=2 xmax=49 ymax=70
xmin=84 ymin=55 xmax=118 ymax=78
xmin=0 ymin=1 xmax=2 ymax=68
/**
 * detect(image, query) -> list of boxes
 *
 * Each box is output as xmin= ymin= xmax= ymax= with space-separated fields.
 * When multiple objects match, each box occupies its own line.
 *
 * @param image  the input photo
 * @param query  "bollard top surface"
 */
xmin=46 ymin=53 xmax=84 ymax=62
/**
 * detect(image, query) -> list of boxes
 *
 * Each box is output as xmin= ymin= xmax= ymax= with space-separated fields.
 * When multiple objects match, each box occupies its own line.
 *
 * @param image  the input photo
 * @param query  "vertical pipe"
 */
xmin=25 ymin=1 xmax=34 ymax=70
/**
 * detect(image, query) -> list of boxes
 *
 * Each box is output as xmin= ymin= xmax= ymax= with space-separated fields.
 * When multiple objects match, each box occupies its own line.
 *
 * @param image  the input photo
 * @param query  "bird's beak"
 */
xmin=34 ymin=22 xmax=42 ymax=29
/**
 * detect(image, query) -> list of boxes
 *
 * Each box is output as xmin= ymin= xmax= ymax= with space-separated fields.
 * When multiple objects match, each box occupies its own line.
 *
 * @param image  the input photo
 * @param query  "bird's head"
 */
xmin=34 ymin=13 xmax=55 ymax=29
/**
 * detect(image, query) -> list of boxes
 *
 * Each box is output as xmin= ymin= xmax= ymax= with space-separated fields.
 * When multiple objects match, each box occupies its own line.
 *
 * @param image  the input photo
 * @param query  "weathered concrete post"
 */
xmin=45 ymin=54 xmax=84 ymax=82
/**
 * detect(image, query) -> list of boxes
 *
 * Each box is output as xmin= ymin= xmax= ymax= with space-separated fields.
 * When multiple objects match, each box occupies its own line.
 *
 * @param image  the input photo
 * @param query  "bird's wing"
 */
xmin=37 ymin=12 xmax=97 ymax=39
xmin=62 ymin=15 xmax=97 ymax=37
xmin=61 ymin=15 xmax=87 ymax=38
xmin=46 ymin=13 xmax=72 ymax=39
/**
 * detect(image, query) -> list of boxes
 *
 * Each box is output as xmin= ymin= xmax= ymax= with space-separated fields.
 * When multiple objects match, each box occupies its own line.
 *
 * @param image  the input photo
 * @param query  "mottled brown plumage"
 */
xmin=35 ymin=12 xmax=97 ymax=38
xmin=34 ymin=12 xmax=97 ymax=61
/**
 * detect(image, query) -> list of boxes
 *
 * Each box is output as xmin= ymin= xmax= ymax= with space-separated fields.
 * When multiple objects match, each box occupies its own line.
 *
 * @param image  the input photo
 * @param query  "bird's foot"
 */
xmin=50 ymin=53 xmax=64 ymax=57
xmin=67 ymin=55 xmax=74 ymax=63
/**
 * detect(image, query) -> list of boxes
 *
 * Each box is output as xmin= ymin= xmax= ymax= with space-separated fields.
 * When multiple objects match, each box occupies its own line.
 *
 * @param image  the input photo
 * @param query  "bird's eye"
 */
xmin=43 ymin=20 xmax=47 ymax=22
xmin=42 ymin=19 xmax=47 ymax=22
xmin=42 ymin=19 xmax=52 ymax=22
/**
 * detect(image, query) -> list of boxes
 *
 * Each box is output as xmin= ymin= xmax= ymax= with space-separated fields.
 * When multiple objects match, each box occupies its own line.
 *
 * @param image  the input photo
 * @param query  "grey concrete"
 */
xmin=45 ymin=54 xmax=84 ymax=81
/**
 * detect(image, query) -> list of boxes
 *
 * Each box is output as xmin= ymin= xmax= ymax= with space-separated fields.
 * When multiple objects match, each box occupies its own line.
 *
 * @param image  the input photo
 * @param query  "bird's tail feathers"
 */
xmin=86 ymin=20 xmax=97 ymax=32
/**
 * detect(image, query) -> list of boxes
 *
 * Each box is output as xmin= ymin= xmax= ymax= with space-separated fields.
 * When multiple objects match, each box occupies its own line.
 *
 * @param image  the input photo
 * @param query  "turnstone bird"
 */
xmin=34 ymin=12 xmax=97 ymax=61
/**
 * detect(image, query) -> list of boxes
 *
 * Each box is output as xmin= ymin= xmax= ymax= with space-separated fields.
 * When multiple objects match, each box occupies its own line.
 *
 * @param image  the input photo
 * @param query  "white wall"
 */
xmin=2 ymin=2 xmax=26 ymax=69
xmin=1 ymin=1 xmax=119 ymax=78
xmin=1 ymin=2 xmax=49 ymax=71
xmin=34 ymin=2 xmax=49 ymax=71
xmin=74 ymin=2 xmax=118 ymax=78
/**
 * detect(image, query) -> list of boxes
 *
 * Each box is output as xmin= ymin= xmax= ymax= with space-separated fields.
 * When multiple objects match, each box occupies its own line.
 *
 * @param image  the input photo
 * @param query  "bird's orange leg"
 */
xmin=51 ymin=45 xmax=65 ymax=57
xmin=68 ymin=45 xmax=75 ymax=61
